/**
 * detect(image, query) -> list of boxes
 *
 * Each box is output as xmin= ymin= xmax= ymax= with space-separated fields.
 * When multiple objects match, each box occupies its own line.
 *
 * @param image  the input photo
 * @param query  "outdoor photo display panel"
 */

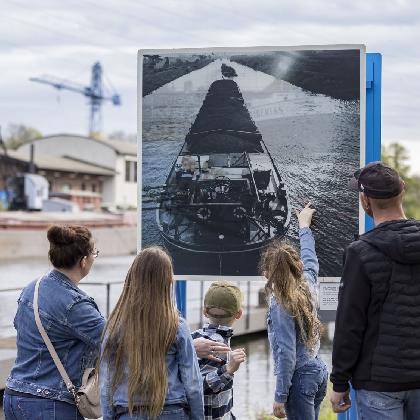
xmin=139 ymin=45 xmax=365 ymax=277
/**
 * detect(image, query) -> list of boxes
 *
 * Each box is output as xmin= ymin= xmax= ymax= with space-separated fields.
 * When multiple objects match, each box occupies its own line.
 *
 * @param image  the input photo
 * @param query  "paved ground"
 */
xmin=0 ymin=338 xmax=15 ymax=350
xmin=0 ymin=337 xmax=15 ymax=419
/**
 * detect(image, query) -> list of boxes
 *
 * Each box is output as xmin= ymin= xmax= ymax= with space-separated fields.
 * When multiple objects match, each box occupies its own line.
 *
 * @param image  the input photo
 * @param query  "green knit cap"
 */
xmin=204 ymin=281 xmax=243 ymax=318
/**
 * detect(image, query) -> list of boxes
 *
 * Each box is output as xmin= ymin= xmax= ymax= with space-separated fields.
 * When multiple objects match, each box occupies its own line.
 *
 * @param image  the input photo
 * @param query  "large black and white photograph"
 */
xmin=139 ymin=45 xmax=365 ymax=277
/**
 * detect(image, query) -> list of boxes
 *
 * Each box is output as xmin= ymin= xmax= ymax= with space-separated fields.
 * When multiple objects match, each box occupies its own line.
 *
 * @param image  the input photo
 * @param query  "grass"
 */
xmin=255 ymin=382 xmax=335 ymax=420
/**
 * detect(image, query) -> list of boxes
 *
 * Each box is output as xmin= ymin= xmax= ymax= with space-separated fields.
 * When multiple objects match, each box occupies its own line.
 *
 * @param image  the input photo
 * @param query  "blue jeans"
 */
xmin=115 ymin=404 xmax=188 ymax=419
xmin=285 ymin=357 xmax=328 ymax=420
xmin=356 ymin=389 xmax=420 ymax=420
xmin=3 ymin=394 xmax=83 ymax=420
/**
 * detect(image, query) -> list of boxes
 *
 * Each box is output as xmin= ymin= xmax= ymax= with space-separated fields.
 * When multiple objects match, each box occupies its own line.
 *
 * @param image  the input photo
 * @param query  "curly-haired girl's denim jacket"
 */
xmin=267 ymin=227 xmax=321 ymax=403
xmin=6 ymin=270 xmax=105 ymax=404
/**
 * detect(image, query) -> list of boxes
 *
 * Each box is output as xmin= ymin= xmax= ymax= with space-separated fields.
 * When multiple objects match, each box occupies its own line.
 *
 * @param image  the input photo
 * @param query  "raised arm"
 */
xmin=300 ymin=228 xmax=319 ymax=284
xmin=296 ymin=202 xmax=319 ymax=285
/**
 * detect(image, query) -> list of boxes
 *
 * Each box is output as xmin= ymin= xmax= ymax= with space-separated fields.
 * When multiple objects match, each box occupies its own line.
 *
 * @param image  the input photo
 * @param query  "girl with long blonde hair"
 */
xmin=260 ymin=203 xmax=328 ymax=420
xmin=99 ymin=246 xmax=204 ymax=419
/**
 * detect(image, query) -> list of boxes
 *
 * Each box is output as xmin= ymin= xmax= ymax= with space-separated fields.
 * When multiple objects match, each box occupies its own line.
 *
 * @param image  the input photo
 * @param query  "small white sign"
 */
xmin=319 ymin=283 xmax=340 ymax=311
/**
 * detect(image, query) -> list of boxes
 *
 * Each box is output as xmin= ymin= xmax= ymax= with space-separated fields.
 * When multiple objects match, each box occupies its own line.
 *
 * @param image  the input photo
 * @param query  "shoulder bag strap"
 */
xmin=33 ymin=277 xmax=76 ymax=395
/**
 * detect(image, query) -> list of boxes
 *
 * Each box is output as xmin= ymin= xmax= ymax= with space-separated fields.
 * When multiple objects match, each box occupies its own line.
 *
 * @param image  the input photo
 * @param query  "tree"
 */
xmin=5 ymin=124 xmax=42 ymax=150
xmin=382 ymin=142 xmax=420 ymax=219
xmin=382 ymin=143 xmax=410 ymax=177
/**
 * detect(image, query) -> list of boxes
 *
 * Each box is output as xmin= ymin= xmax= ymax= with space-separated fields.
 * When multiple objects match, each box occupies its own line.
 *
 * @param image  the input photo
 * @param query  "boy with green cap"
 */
xmin=191 ymin=281 xmax=246 ymax=420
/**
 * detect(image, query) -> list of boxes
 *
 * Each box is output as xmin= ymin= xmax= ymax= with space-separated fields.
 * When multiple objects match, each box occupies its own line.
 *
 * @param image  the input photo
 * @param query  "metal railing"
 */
xmin=0 ymin=279 xmax=263 ymax=331
xmin=0 ymin=282 xmax=124 ymax=319
xmin=0 ymin=280 xmax=355 ymax=420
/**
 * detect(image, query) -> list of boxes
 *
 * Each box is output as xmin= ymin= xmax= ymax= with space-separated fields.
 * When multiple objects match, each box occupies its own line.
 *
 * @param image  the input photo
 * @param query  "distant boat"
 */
xmin=157 ymin=71 xmax=290 ymax=274
xmin=221 ymin=63 xmax=238 ymax=78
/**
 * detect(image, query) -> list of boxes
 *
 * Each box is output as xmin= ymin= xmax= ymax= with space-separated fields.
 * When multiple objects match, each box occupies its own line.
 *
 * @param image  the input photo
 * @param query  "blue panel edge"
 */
xmin=364 ymin=53 xmax=382 ymax=233
xmin=339 ymin=52 xmax=383 ymax=420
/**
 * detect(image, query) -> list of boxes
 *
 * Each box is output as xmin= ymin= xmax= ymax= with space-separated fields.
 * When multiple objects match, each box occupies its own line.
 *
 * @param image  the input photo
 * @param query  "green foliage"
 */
xmin=382 ymin=143 xmax=410 ymax=177
xmin=255 ymin=381 xmax=336 ymax=419
xmin=319 ymin=381 xmax=337 ymax=420
xmin=142 ymin=55 xmax=213 ymax=96
xmin=382 ymin=143 xmax=420 ymax=219
xmin=5 ymin=124 xmax=42 ymax=150
xmin=231 ymin=50 xmax=360 ymax=100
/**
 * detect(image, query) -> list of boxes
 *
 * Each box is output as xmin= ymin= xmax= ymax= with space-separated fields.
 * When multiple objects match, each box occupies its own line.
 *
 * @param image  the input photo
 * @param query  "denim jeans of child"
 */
xmin=3 ymin=394 xmax=84 ymax=420
xmin=115 ymin=404 xmax=188 ymax=420
xmin=356 ymin=388 xmax=420 ymax=420
xmin=285 ymin=356 xmax=328 ymax=420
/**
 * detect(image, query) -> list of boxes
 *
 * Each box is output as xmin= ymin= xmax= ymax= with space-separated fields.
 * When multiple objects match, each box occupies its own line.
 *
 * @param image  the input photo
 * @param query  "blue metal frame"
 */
xmin=174 ymin=51 xmax=382 ymax=420
xmin=175 ymin=280 xmax=187 ymax=318
xmin=364 ymin=52 xmax=382 ymax=232
xmin=338 ymin=52 xmax=382 ymax=420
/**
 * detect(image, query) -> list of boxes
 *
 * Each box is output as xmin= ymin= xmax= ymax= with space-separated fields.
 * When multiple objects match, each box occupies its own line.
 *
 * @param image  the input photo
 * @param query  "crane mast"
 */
xmin=30 ymin=62 xmax=121 ymax=137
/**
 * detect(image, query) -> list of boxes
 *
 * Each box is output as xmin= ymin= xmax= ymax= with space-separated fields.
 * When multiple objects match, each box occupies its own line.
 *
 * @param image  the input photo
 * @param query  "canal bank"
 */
xmin=0 ymin=211 xmax=137 ymax=260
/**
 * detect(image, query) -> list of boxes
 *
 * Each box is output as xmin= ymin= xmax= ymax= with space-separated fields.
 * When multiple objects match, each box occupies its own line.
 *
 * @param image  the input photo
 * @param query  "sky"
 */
xmin=1 ymin=0 xmax=420 ymax=172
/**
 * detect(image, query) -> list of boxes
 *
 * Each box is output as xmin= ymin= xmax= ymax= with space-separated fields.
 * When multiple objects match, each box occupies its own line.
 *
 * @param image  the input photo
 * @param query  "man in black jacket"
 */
xmin=330 ymin=161 xmax=420 ymax=419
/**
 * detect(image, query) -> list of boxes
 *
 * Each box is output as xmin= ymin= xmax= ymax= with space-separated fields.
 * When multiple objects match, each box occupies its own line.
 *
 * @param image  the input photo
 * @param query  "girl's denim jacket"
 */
xmin=99 ymin=317 xmax=204 ymax=420
xmin=267 ymin=227 xmax=320 ymax=403
xmin=6 ymin=270 xmax=105 ymax=404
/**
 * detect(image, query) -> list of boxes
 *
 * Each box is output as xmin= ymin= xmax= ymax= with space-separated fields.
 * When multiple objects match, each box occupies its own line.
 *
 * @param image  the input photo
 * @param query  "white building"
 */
xmin=18 ymin=134 xmax=137 ymax=208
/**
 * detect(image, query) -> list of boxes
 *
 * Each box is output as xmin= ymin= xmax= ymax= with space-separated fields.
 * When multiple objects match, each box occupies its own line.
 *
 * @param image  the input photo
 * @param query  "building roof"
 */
xmin=28 ymin=134 xmax=137 ymax=156
xmin=6 ymin=150 xmax=116 ymax=176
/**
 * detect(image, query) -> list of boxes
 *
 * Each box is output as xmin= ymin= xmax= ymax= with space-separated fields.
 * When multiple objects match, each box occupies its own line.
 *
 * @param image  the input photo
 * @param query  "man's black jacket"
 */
xmin=331 ymin=219 xmax=420 ymax=392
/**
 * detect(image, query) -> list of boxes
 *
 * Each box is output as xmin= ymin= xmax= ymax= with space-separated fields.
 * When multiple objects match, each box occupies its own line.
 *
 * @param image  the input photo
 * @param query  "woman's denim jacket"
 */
xmin=6 ymin=270 xmax=105 ymax=404
xmin=267 ymin=227 xmax=320 ymax=403
xmin=99 ymin=317 xmax=204 ymax=420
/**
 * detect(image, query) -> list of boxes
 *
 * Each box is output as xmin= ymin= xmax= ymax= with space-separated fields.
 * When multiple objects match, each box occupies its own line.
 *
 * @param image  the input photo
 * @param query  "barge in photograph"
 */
xmin=157 ymin=70 xmax=291 ymax=275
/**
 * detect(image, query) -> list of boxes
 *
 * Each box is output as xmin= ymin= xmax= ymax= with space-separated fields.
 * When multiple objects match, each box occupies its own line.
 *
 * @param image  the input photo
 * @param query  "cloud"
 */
xmin=0 ymin=0 xmax=419 ymax=148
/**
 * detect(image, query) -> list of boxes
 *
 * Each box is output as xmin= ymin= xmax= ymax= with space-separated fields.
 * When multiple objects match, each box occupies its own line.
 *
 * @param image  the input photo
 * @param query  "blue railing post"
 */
xmin=338 ymin=410 xmax=348 ymax=420
xmin=175 ymin=280 xmax=187 ymax=318
xmin=337 ymin=51 xmax=382 ymax=420
xmin=337 ymin=387 xmax=357 ymax=420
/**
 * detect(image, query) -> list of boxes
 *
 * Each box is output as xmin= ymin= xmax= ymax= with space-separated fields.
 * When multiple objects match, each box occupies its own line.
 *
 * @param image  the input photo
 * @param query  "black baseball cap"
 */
xmin=349 ymin=161 xmax=404 ymax=199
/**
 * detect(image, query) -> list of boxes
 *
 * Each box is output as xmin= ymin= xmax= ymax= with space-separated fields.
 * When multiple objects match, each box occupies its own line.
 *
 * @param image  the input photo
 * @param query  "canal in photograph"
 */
xmin=142 ymin=58 xmax=359 ymax=277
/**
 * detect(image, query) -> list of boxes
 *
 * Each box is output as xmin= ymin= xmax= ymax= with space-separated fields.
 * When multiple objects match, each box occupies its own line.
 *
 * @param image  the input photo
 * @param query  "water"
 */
xmin=141 ymin=58 xmax=359 ymax=277
xmin=0 ymin=256 xmax=267 ymax=337
xmin=0 ymin=256 xmax=131 ymax=337
xmin=232 ymin=333 xmax=332 ymax=419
